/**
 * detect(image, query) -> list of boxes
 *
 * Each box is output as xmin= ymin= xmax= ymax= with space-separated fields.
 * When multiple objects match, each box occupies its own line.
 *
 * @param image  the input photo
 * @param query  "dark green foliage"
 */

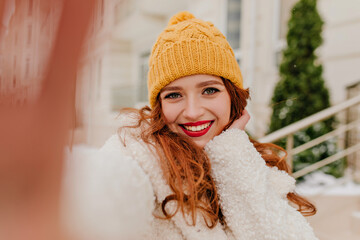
xmin=269 ymin=0 xmax=345 ymax=178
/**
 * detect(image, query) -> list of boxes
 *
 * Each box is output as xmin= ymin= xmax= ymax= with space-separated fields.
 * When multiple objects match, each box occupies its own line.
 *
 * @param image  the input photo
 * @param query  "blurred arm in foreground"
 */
xmin=0 ymin=1 xmax=95 ymax=239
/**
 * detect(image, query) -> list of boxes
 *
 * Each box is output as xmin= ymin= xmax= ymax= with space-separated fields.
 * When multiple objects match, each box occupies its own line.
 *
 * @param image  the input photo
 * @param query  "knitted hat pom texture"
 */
xmin=147 ymin=11 xmax=243 ymax=108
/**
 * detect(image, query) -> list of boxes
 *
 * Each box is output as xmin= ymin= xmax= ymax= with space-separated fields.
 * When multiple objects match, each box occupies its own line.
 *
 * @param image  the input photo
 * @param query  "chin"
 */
xmin=192 ymin=139 xmax=208 ymax=148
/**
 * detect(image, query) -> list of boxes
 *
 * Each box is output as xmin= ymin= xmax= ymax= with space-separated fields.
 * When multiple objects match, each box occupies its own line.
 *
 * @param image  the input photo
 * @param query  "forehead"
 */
xmin=162 ymin=74 xmax=224 ymax=91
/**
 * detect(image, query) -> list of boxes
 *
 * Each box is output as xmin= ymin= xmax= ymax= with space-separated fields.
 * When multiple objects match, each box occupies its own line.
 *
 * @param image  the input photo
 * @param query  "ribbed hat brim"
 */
xmin=148 ymin=39 xmax=243 ymax=107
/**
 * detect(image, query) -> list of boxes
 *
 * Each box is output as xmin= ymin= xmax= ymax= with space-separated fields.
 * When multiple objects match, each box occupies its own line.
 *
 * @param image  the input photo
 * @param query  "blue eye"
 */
xmin=203 ymin=88 xmax=219 ymax=95
xmin=164 ymin=92 xmax=181 ymax=99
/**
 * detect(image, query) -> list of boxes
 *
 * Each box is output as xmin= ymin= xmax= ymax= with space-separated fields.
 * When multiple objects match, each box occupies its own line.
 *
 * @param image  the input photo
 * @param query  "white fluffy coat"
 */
xmin=62 ymin=116 xmax=318 ymax=240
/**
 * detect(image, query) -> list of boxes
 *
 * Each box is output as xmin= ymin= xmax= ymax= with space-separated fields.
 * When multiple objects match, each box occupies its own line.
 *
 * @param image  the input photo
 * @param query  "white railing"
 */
xmin=258 ymin=94 xmax=360 ymax=179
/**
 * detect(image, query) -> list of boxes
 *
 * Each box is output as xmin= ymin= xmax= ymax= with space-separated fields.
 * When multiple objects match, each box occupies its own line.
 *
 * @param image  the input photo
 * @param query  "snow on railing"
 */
xmin=258 ymin=94 xmax=360 ymax=179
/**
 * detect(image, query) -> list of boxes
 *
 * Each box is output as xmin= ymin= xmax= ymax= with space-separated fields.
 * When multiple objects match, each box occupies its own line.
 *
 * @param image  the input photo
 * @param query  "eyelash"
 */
xmin=164 ymin=92 xmax=181 ymax=99
xmin=203 ymin=87 xmax=220 ymax=95
xmin=163 ymin=87 xmax=220 ymax=99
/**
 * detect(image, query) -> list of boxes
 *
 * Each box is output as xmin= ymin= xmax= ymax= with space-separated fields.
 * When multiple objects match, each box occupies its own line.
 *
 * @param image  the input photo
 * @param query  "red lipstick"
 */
xmin=180 ymin=121 xmax=213 ymax=137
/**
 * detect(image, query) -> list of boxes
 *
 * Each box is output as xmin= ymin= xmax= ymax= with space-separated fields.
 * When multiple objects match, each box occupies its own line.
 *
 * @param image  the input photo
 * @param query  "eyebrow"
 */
xmin=161 ymin=80 xmax=224 ymax=92
xmin=196 ymin=80 xmax=224 ymax=88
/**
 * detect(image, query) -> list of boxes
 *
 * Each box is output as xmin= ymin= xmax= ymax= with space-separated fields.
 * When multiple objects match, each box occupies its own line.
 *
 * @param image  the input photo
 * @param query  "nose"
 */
xmin=182 ymin=96 xmax=204 ymax=121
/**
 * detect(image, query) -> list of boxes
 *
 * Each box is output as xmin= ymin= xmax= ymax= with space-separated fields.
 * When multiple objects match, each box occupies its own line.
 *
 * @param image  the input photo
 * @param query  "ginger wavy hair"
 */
xmin=119 ymin=78 xmax=316 ymax=228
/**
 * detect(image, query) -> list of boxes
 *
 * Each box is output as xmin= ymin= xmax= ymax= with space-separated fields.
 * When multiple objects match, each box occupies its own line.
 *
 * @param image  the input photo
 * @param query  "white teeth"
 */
xmin=183 ymin=122 xmax=211 ymax=132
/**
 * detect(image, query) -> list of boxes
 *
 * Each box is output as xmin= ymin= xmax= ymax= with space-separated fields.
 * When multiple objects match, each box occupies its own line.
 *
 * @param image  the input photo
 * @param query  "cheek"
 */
xmin=161 ymin=102 xmax=178 ymax=124
xmin=213 ymin=95 xmax=231 ymax=124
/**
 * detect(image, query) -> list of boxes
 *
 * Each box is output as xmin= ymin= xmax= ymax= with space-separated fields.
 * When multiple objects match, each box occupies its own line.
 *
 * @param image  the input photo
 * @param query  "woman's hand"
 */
xmin=0 ymin=1 xmax=94 ymax=239
xmin=229 ymin=109 xmax=250 ymax=130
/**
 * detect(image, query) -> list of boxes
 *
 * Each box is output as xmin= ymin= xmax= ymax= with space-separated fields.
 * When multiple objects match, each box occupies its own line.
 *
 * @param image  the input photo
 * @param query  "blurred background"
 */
xmin=1 ymin=0 xmax=359 ymax=239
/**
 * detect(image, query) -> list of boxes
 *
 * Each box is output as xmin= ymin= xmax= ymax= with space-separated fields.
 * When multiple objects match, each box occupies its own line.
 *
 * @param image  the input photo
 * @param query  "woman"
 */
xmin=64 ymin=11 xmax=318 ymax=240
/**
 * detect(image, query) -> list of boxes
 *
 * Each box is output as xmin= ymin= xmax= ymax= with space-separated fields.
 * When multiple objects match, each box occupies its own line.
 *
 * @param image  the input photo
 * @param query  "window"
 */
xmin=114 ymin=1 xmax=127 ymax=25
xmin=138 ymin=52 xmax=150 ymax=103
xmin=114 ymin=0 xmax=134 ymax=25
xmin=226 ymin=0 xmax=242 ymax=50
xmin=110 ymin=52 xmax=136 ymax=110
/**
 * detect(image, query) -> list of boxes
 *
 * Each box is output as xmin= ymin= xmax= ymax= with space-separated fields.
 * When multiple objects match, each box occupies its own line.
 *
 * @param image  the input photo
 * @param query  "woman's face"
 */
xmin=160 ymin=74 xmax=231 ymax=148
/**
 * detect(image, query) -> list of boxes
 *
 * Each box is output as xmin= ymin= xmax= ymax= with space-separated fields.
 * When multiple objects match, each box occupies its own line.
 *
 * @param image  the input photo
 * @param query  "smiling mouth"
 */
xmin=179 ymin=121 xmax=214 ymax=137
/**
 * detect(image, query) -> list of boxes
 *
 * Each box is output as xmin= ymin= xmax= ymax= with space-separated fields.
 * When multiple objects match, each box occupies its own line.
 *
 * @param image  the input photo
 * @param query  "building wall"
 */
xmin=80 ymin=0 xmax=360 ymax=146
xmin=241 ymin=0 xmax=278 ymax=136
xmin=74 ymin=0 xmax=120 ymax=146
xmin=241 ymin=0 xmax=360 ymax=137
xmin=319 ymin=0 xmax=360 ymax=103
xmin=4 ymin=0 xmax=358 ymax=146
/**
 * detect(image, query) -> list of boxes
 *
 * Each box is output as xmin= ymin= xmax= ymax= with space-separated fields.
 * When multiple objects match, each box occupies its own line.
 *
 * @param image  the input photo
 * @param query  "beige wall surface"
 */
xmin=3 ymin=0 xmax=359 ymax=145
xmin=319 ymin=0 xmax=360 ymax=102
xmin=68 ymin=0 xmax=360 ymax=145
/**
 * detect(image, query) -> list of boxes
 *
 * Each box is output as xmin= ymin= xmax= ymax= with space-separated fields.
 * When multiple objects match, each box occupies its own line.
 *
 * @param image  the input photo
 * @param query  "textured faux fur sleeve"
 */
xmin=205 ymin=129 xmax=318 ymax=240
xmin=62 ymin=136 xmax=155 ymax=240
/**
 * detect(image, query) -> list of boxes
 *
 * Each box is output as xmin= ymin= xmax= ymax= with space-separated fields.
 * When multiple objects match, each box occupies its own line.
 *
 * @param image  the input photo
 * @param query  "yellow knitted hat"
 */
xmin=148 ymin=11 xmax=243 ymax=108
